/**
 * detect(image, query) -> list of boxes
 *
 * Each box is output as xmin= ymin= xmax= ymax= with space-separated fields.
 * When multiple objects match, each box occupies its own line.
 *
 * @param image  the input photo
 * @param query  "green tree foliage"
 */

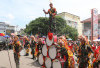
xmin=24 ymin=16 xmax=78 ymax=40
xmin=61 ymin=25 xmax=78 ymax=40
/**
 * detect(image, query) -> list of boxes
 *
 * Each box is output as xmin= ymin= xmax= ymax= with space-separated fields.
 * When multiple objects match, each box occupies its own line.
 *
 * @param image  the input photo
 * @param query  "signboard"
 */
xmin=6 ymin=30 xmax=14 ymax=36
xmin=91 ymin=8 xmax=98 ymax=40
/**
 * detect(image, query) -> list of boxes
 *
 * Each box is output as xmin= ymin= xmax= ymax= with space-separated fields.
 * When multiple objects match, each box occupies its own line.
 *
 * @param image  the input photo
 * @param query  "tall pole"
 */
xmin=91 ymin=9 xmax=93 ymax=42
xmin=88 ymin=30 xmax=90 ymax=41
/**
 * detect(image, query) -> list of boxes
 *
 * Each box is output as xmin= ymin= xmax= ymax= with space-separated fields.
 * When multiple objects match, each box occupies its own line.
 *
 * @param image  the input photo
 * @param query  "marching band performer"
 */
xmin=93 ymin=45 xmax=100 ymax=68
xmin=58 ymin=38 xmax=69 ymax=68
xmin=12 ymin=36 xmax=22 ymax=68
xmin=78 ymin=36 xmax=93 ymax=68
xmin=30 ymin=35 xmax=36 ymax=59
xmin=34 ymin=38 xmax=43 ymax=58
xmin=24 ymin=36 xmax=30 ymax=56
xmin=58 ymin=36 xmax=75 ymax=68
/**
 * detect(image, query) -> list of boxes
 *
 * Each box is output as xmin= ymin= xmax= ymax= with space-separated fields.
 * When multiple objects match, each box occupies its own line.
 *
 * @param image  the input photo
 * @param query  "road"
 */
xmin=0 ymin=50 xmax=41 ymax=68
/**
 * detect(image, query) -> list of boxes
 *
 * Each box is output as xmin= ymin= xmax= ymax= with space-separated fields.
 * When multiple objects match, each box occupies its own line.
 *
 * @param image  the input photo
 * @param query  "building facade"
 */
xmin=0 ymin=22 xmax=15 ymax=35
xmin=81 ymin=14 xmax=100 ymax=40
xmin=57 ymin=12 xmax=83 ymax=36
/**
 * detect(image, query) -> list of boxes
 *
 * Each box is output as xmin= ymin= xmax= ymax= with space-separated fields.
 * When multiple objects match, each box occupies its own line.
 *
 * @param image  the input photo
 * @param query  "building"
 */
xmin=81 ymin=14 xmax=100 ymax=40
xmin=57 ymin=12 xmax=83 ymax=36
xmin=17 ymin=29 xmax=25 ymax=35
xmin=0 ymin=22 xmax=15 ymax=35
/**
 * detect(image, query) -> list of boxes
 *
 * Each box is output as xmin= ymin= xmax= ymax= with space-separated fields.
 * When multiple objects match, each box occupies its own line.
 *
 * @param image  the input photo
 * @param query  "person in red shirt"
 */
xmin=43 ymin=3 xmax=57 ymax=33
xmin=93 ymin=45 xmax=100 ymax=68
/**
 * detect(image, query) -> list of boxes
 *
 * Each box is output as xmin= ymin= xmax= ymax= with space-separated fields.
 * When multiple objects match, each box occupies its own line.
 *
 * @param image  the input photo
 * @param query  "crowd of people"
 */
xmin=0 ymin=1 xmax=99 ymax=68
xmin=7 ymin=34 xmax=100 ymax=68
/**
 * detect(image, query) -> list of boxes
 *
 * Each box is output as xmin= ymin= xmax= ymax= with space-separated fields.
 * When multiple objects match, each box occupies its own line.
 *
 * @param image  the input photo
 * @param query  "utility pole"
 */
xmin=91 ymin=9 xmax=93 ymax=42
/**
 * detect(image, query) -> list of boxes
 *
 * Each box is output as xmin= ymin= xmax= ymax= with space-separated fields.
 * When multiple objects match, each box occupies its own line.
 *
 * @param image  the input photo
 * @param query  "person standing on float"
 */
xmin=43 ymin=3 xmax=57 ymax=33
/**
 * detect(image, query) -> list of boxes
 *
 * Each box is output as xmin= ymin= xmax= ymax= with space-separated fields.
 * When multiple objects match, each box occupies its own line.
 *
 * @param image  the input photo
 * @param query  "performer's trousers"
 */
xmin=25 ymin=46 xmax=29 ymax=55
xmin=63 ymin=55 xmax=69 ymax=68
xmin=93 ymin=61 xmax=100 ymax=68
xmin=63 ymin=61 xmax=68 ymax=68
xmin=31 ymin=48 xmax=35 ymax=59
xmin=14 ymin=53 xmax=19 ymax=68
xmin=79 ymin=61 xmax=88 ymax=68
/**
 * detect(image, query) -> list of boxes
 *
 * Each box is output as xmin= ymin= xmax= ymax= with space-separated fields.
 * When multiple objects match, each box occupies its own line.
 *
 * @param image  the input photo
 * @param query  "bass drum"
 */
xmin=42 ymin=45 xmax=48 ymax=56
xmin=46 ymin=35 xmax=53 ymax=46
xmin=52 ymin=59 xmax=65 ymax=68
xmin=48 ymin=45 xmax=57 ymax=59
xmin=20 ymin=48 xmax=26 ymax=56
xmin=45 ymin=57 xmax=52 ymax=68
xmin=38 ymin=54 xmax=44 ymax=66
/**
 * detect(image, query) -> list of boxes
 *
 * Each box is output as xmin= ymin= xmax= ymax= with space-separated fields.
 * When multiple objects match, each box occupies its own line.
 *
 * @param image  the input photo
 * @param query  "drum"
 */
xmin=48 ymin=45 xmax=57 ymax=59
xmin=46 ymin=34 xmax=58 ymax=46
xmin=42 ymin=45 xmax=48 ymax=56
xmin=52 ymin=59 xmax=65 ymax=68
xmin=45 ymin=57 xmax=52 ymax=68
xmin=20 ymin=48 xmax=26 ymax=56
xmin=38 ymin=54 xmax=44 ymax=66
xmin=46 ymin=35 xmax=53 ymax=46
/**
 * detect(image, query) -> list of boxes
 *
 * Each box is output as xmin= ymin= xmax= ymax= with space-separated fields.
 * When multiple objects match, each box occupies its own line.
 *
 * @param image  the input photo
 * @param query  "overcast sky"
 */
xmin=0 ymin=0 xmax=100 ymax=30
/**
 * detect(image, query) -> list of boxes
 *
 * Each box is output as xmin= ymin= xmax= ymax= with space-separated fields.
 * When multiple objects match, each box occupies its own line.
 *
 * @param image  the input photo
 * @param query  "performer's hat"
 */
xmin=48 ymin=32 xmax=53 ymax=40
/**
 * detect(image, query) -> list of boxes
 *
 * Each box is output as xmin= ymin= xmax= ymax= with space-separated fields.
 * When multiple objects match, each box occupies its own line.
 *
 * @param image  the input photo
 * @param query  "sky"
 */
xmin=0 ymin=0 xmax=100 ymax=30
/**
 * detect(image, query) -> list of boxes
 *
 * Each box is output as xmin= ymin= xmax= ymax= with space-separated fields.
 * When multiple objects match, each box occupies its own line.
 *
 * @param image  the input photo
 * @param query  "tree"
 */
xmin=61 ymin=25 xmax=78 ymax=40
xmin=24 ymin=16 xmax=78 ymax=40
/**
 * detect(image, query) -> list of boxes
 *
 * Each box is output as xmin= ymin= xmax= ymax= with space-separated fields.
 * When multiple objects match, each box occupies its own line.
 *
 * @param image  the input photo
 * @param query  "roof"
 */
xmin=57 ymin=12 xmax=80 ymax=19
xmin=0 ymin=22 xmax=5 ymax=24
xmin=81 ymin=14 xmax=100 ymax=23
xmin=0 ymin=22 xmax=15 ymax=27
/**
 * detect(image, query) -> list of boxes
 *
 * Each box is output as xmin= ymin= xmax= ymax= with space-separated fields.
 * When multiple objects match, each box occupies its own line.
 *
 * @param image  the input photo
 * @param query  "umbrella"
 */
xmin=3 ymin=35 xmax=10 ymax=38
xmin=93 ymin=39 xmax=100 ymax=41
xmin=0 ymin=33 xmax=5 ymax=36
xmin=11 ymin=33 xmax=15 ymax=36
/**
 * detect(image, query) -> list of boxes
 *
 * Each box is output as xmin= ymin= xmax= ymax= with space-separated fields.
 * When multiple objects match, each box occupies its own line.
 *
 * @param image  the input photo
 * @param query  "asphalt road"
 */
xmin=0 ymin=50 xmax=41 ymax=68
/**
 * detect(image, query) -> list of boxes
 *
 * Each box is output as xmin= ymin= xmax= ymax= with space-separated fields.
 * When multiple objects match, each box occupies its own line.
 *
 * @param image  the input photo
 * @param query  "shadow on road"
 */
xmin=29 ymin=60 xmax=41 ymax=67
